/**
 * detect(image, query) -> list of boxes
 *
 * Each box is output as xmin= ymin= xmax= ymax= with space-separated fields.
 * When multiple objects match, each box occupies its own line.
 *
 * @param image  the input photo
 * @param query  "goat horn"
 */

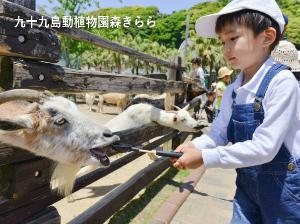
xmin=0 ymin=89 xmax=53 ymax=104
xmin=172 ymin=105 xmax=182 ymax=111
xmin=182 ymin=104 xmax=190 ymax=111
xmin=0 ymin=116 xmax=33 ymax=131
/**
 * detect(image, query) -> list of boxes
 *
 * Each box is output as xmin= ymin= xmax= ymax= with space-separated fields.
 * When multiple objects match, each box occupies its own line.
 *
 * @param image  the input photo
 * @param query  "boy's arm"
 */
xmin=171 ymin=87 xmax=232 ymax=169
xmin=192 ymin=86 xmax=232 ymax=149
xmin=172 ymin=87 xmax=232 ymax=169
xmin=202 ymin=73 xmax=299 ymax=169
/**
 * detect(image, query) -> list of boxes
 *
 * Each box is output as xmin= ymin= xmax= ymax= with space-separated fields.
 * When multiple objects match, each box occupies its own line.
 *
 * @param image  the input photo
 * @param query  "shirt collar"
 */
xmin=232 ymin=57 xmax=276 ymax=94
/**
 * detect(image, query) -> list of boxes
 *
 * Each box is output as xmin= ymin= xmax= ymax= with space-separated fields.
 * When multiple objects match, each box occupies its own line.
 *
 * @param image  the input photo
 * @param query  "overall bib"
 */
xmin=227 ymin=64 xmax=300 ymax=224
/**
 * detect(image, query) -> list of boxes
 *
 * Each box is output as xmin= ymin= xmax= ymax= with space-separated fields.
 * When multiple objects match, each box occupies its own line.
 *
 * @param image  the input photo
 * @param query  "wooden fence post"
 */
xmin=164 ymin=56 xmax=184 ymax=151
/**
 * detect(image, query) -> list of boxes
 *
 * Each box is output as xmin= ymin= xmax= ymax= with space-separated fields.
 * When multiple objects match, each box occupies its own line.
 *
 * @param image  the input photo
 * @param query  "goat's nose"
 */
xmin=194 ymin=121 xmax=209 ymax=130
xmin=103 ymin=131 xmax=113 ymax=138
xmin=194 ymin=125 xmax=202 ymax=130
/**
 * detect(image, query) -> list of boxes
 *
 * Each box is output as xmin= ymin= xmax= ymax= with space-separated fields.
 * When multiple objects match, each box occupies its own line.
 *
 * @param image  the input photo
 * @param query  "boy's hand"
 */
xmin=171 ymin=142 xmax=203 ymax=169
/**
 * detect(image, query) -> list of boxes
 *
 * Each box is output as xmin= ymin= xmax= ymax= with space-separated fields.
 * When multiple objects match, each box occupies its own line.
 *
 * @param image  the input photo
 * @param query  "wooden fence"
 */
xmin=0 ymin=1 xmax=202 ymax=223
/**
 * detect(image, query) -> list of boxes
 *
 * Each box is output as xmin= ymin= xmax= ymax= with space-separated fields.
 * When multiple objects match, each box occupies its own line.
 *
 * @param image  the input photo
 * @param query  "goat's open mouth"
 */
xmin=90 ymin=147 xmax=110 ymax=166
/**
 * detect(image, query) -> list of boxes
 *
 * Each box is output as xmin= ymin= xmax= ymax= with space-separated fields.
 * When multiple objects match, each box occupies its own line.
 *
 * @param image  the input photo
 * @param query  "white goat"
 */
xmin=85 ymin=92 xmax=96 ymax=111
xmin=0 ymin=89 xmax=119 ymax=196
xmin=106 ymin=103 xmax=203 ymax=133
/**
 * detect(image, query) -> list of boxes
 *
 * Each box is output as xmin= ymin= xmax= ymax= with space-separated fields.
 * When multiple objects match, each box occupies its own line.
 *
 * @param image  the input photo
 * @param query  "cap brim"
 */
xmin=195 ymin=7 xmax=244 ymax=38
xmin=195 ymin=4 xmax=285 ymax=38
xmin=195 ymin=13 xmax=220 ymax=38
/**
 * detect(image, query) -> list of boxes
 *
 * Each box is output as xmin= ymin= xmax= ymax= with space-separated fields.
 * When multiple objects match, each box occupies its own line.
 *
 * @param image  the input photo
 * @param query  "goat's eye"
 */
xmin=54 ymin=117 xmax=66 ymax=126
xmin=181 ymin=118 xmax=186 ymax=122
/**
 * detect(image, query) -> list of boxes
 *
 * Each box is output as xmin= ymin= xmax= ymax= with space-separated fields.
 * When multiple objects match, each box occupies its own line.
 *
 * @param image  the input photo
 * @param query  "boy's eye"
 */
xmin=230 ymin=36 xmax=238 ymax=41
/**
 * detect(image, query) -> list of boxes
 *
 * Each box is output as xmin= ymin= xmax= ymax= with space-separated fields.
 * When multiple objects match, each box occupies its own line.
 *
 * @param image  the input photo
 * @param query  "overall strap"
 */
xmin=255 ymin=63 xmax=290 ymax=99
xmin=254 ymin=63 xmax=289 ymax=112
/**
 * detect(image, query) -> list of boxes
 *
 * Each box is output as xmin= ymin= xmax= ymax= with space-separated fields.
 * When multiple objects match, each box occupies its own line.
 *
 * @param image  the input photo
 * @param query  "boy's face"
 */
xmin=218 ymin=22 xmax=267 ymax=71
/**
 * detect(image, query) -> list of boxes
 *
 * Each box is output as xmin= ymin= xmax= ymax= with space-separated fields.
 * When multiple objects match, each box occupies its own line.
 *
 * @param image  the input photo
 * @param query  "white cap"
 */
xmin=195 ymin=0 xmax=285 ymax=38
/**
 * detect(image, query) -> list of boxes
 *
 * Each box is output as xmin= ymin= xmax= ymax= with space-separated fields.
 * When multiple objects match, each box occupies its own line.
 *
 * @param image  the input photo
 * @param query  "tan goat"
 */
xmin=85 ymin=93 xmax=129 ymax=113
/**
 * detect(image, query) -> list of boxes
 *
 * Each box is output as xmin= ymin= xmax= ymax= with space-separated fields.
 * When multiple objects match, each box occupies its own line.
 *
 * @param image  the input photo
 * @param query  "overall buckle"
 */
xmin=254 ymin=97 xmax=262 ymax=112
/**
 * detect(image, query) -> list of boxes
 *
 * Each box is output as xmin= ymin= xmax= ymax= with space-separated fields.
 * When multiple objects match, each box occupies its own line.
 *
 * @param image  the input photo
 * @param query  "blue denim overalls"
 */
xmin=227 ymin=64 xmax=300 ymax=224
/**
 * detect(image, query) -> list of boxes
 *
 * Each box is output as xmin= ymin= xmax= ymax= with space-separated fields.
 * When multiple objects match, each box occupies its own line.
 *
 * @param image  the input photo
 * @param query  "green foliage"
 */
xmin=44 ymin=0 xmax=299 ymax=71
xmin=150 ymin=10 xmax=187 ymax=48
xmin=278 ymin=0 xmax=300 ymax=44
xmin=43 ymin=0 xmax=103 ymax=68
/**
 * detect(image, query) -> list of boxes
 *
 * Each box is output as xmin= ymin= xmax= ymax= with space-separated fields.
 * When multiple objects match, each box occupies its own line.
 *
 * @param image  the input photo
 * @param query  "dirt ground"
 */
xmin=53 ymin=103 xmax=156 ymax=223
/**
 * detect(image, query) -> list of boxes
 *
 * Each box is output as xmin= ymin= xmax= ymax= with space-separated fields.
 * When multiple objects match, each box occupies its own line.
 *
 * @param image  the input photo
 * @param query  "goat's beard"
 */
xmin=50 ymin=163 xmax=82 ymax=196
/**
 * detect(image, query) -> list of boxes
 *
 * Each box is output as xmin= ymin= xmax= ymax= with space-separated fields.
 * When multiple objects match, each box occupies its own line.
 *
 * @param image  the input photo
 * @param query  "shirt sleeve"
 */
xmin=201 ymin=73 xmax=299 ymax=169
xmin=192 ymin=84 xmax=233 ymax=148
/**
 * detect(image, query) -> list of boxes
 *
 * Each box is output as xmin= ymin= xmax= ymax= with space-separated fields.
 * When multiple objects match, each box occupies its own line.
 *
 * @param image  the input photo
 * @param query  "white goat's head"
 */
xmin=0 ymin=89 xmax=120 ymax=167
xmin=170 ymin=104 xmax=205 ymax=132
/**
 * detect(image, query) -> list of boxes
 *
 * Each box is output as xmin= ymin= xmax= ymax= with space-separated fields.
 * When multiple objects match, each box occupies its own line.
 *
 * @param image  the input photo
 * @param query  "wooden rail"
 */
xmin=0 ymin=16 xmax=60 ymax=62
xmin=0 ymin=58 xmax=186 ymax=94
xmin=69 ymin=133 xmax=190 ymax=224
xmin=70 ymin=159 xmax=171 ymax=224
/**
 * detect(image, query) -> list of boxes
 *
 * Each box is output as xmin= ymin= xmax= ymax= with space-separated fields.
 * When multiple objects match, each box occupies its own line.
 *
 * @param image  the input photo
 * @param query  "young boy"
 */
xmin=172 ymin=0 xmax=300 ymax=223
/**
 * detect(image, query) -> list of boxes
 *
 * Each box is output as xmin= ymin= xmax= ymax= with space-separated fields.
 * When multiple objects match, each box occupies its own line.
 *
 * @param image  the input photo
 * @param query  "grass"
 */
xmin=108 ymin=167 xmax=190 ymax=224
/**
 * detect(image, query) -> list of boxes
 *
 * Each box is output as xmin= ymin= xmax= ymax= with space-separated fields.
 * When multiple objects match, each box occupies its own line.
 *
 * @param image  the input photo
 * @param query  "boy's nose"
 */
xmin=224 ymin=44 xmax=231 ymax=52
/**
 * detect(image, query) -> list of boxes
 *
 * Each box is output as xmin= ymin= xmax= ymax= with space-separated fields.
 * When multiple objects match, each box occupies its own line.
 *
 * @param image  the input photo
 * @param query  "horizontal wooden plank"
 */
xmin=1 ymin=58 xmax=186 ymax=94
xmin=0 ymin=131 xmax=181 ymax=223
xmin=114 ymin=124 xmax=173 ymax=145
xmin=0 ymin=147 xmax=36 ymax=166
xmin=0 ymin=0 xmax=183 ymax=69
xmin=69 ymin=158 xmax=171 ymax=224
xmin=143 ymin=74 xmax=167 ymax=80
xmin=0 ymin=158 xmax=52 ymax=199
xmin=23 ymin=206 xmax=60 ymax=224
xmin=0 ymin=16 xmax=60 ymax=62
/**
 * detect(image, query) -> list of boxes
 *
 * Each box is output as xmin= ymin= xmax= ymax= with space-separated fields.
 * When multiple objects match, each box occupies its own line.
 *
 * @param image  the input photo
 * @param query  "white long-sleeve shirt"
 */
xmin=192 ymin=57 xmax=300 ymax=169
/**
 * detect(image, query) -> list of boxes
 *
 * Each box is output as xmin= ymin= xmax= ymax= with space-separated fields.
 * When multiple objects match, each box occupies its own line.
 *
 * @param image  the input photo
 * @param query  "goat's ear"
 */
xmin=0 ymin=115 xmax=33 ymax=131
xmin=182 ymin=104 xmax=190 ymax=111
xmin=26 ymin=102 xmax=40 ymax=113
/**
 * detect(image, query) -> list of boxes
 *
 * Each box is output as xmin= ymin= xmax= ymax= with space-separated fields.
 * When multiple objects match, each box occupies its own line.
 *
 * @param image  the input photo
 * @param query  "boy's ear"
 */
xmin=261 ymin=27 xmax=276 ymax=48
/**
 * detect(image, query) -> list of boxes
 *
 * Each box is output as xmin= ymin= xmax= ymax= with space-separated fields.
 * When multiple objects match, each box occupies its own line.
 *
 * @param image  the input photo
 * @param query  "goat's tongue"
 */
xmin=91 ymin=148 xmax=110 ymax=166
xmin=99 ymin=154 xmax=110 ymax=166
